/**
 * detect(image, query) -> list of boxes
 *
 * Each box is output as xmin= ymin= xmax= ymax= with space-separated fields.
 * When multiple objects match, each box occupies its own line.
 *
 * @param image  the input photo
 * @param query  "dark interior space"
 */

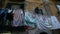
xmin=9 ymin=0 xmax=25 ymax=2
xmin=6 ymin=3 xmax=24 ymax=10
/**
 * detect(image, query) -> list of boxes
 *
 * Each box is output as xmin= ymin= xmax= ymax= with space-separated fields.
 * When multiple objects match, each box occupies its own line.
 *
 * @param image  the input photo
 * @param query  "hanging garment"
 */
xmin=25 ymin=12 xmax=36 ymax=23
xmin=3 ymin=9 xmax=9 ymax=25
xmin=25 ymin=12 xmax=52 ymax=30
xmin=0 ymin=9 xmax=4 ymax=20
xmin=0 ymin=9 xmax=5 ymax=25
xmin=24 ymin=12 xmax=36 ymax=28
xmin=51 ymin=16 xmax=60 ymax=29
xmin=12 ymin=9 xmax=23 ymax=27
xmin=36 ymin=15 xmax=52 ymax=30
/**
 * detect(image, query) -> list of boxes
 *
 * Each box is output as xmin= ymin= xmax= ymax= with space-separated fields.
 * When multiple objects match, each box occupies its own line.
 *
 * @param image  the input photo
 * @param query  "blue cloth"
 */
xmin=0 ymin=9 xmax=4 ymax=15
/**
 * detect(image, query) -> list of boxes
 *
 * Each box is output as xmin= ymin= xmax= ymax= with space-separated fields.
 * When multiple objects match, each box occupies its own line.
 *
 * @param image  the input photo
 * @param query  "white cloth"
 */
xmin=51 ymin=16 xmax=60 ymax=29
xmin=8 ymin=9 xmax=12 ymax=13
xmin=36 ymin=15 xmax=52 ymax=30
xmin=12 ymin=9 xmax=23 ymax=27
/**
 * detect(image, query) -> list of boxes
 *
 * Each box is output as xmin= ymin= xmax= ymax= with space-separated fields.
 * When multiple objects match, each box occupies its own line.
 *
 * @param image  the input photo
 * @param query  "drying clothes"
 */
xmin=24 ymin=12 xmax=36 ymax=28
xmin=36 ymin=15 xmax=52 ymax=30
xmin=25 ymin=12 xmax=36 ymax=23
xmin=25 ymin=12 xmax=52 ymax=30
xmin=51 ymin=16 xmax=60 ymax=29
xmin=12 ymin=9 xmax=23 ymax=27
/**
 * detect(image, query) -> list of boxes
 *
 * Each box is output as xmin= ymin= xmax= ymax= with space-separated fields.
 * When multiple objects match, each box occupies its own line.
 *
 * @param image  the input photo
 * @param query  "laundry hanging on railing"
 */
xmin=0 ymin=9 xmax=59 ymax=30
xmin=24 ymin=11 xmax=52 ymax=30
xmin=12 ymin=9 xmax=24 ymax=27
xmin=24 ymin=12 xmax=36 ymax=28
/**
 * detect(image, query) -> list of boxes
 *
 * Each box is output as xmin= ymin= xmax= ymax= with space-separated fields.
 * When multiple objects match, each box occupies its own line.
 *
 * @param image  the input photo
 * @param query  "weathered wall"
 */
xmin=2 ymin=0 xmax=59 ymax=16
xmin=25 ymin=0 xmax=47 ymax=15
xmin=25 ymin=0 xmax=58 ymax=16
xmin=25 ymin=0 xmax=43 ymax=11
xmin=48 ymin=1 xmax=58 ymax=16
